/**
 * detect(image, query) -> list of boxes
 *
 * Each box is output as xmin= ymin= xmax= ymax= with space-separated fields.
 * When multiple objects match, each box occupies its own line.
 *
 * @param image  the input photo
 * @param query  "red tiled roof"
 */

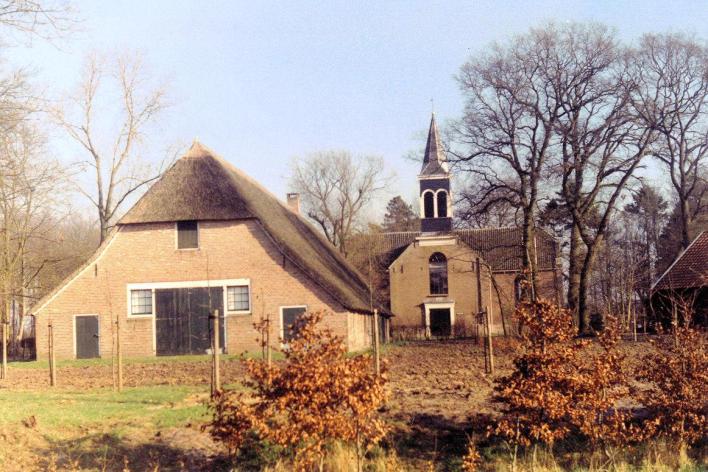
xmin=653 ymin=231 xmax=708 ymax=291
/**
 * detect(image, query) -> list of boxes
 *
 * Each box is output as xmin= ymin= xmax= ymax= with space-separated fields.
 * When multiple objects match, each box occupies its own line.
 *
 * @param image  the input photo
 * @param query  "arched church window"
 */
xmin=423 ymin=191 xmax=435 ymax=218
xmin=429 ymin=252 xmax=448 ymax=295
xmin=437 ymin=191 xmax=448 ymax=218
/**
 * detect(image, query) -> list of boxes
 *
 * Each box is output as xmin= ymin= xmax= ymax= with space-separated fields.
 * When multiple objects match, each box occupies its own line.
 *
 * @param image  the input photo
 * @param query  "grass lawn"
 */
xmin=0 ymin=385 xmax=210 ymax=431
xmin=9 ymin=350 xmax=283 ymax=370
xmin=0 ymin=384 xmax=231 ymax=471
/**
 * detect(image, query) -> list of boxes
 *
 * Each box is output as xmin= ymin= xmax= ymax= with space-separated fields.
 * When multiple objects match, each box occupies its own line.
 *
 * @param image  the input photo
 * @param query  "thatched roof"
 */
xmin=652 ymin=231 xmax=708 ymax=291
xmin=350 ymin=228 xmax=557 ymax=272
xmin=120 ymin=142 xmax=380 ymax=314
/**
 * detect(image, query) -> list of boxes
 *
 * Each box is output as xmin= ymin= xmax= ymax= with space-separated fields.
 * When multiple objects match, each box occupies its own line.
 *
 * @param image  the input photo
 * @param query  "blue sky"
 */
xmin=9 ymin=0 xmax=708 ymax=219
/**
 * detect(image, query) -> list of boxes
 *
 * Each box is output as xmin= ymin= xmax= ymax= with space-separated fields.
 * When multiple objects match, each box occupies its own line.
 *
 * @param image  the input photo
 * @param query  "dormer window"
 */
xmin=177 ymin=220 xmax=199 ymax=249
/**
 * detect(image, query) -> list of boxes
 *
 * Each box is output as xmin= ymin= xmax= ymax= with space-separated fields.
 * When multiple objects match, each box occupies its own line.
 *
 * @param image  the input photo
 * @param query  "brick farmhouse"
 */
xmin=31 ymin=143 xmax=384 ymax=360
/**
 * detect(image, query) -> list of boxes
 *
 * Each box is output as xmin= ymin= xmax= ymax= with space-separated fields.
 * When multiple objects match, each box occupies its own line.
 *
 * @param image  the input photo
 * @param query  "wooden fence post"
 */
xmin=485 ymin=305 xmax=495 ymax=376
xmin=48 ymin=321 xmax=56 ymax=387
xmin=372 ymin=309 xmax=381 ymax=376
xmin=1 ymin=321 xmax=7 ymax=380
xmin=117 ymin=318 xmax=123 ymax=392
xmin=211 ymin=309 xmax=221 ymax=396
xmin=266 ymin=315 xmax=272 ymax=371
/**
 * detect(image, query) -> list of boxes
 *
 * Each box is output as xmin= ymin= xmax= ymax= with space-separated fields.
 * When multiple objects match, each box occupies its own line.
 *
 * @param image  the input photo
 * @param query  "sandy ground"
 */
xmin=0 ymin=338 xmax=660 ymax=471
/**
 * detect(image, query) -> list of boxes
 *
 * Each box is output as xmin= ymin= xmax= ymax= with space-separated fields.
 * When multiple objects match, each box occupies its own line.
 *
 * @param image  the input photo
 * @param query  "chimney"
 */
xmin=286 ymin=193 xmax=300 ymax=214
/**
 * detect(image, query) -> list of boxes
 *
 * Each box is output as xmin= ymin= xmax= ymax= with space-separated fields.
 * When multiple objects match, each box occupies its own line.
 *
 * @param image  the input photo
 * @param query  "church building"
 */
xmin=358 ymin=114 xmax=558 ymax=337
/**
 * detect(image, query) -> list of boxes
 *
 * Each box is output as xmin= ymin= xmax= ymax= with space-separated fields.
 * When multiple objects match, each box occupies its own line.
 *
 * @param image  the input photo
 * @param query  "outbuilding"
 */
xmin=650 ymin=230 xmax=708 ymax=327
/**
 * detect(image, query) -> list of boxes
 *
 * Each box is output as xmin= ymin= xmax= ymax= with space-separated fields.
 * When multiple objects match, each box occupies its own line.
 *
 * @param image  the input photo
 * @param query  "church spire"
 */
xmin=420 ymin=112 xmax=449 ymax=176
xmin=418 ymin=112 xmax=452 ymax=233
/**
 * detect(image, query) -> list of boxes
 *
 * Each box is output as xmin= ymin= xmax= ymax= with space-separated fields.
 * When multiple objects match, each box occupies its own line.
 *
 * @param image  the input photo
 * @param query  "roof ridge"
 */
xmin=651 ymin=230 xmax=707 ymax=291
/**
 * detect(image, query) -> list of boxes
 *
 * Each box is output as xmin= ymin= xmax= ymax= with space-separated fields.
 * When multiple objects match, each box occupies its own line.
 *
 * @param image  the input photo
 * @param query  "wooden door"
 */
xmin=155 ymin=287 xmax=224 ymax=356
xmin=429 ymin=309 xmax=451 ymax=337
xmin=75 ymin=315 xmax=100 ymax=359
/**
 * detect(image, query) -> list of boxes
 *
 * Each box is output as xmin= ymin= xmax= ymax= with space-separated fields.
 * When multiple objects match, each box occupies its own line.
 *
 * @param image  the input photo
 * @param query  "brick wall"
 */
xmin=34 ymin=220 xmax=366 ymax=360
xmin=389 ymin=240 xmax=494 ymax=333
xmin=388 ymin=238 xmax=558 ymax=336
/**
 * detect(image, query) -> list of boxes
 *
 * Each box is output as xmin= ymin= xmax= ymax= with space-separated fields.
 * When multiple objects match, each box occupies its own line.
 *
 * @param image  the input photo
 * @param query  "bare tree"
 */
xmin=0 ymin=123 xmax=70 ymax=355
xmin=290 ymin=150 xmax=390 ymax=255
xmin=0 ymin=0 xmax=75 ymax=41
xmin=454 ymin=25 xmax=564 ymax=295
xmin=631 ymin=33 xmax=708 ymax=250
xmin=553 ymin=24 xmax=655 ymax=333
xmin=54 ymin=52 xmax=169 ymax=243
xmin=457 ymin=182 xmax=520 ymax=229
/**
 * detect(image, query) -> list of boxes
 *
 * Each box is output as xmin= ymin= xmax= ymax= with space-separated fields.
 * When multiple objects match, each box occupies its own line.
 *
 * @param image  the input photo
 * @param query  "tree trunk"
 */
xmin=679 ymin=197 xmax=691 ymax=250
xmin=99 ymin=216 xmax=109 ymax=245
xmin=521 ymin=206 xmax=538 ymax=298
xmin=578 ymin=242 xmax=598 ymax=335
xmin=567 ymin=223 xmax=582 ymax=319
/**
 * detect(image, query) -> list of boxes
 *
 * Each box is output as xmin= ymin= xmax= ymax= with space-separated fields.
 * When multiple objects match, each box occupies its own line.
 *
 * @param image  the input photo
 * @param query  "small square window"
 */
xmin=130 ymin=289 xmax=153 ymax=315
xmin=282 ymin=306 xmax=307 ymax=342
xmin=177 ymin=220 xmax=199 ymax=249
xmin=227 ymin=286 xmax=250 ymax=312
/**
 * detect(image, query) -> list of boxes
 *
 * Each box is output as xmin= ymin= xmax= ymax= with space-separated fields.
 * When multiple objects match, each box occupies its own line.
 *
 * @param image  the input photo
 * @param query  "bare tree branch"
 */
xmin=290 ymin=150 xmax=392 ymax=255
xmin=53 ymin=51 xmax=170 ymax=243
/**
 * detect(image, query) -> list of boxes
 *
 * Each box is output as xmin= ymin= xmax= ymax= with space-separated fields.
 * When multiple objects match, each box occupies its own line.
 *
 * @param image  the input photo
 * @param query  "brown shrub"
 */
xmin=637 ymin=324 xmax=707 ymax=445
xmin=207 ymin=311 xmax=388 ymax=470
xmin=491 ymin=299 xmax=635 ymax=449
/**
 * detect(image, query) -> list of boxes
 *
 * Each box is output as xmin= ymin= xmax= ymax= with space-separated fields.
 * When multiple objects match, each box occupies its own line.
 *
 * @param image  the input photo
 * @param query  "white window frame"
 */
xmin=73 ymin=313 xmax=101 ymax=359
xmin=125 ymin=278 xmax=249 ymax=355
xmin=225 ymin=284 xmax=252 ymax=315
xmin=420 ymin=189 xmax=435 ymax=218
xmin=423 ymin=302 xmax=455 ymax=339
xmin=435 ymin=189 xmax=452 ymax=218
xmin=175 ymin=221 xmax=200 ymax=250
xmin=129 ymin=288 xmax=155 ymax=317
xmin=279 ymin=305 xmax=308 ymax=344
xmin=126 ymin=278 xmax=251 ymax=319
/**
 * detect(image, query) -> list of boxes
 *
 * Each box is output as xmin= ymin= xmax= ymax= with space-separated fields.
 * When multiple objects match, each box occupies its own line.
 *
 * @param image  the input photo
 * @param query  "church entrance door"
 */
xmin=429 ymin=308 xmax=452 ymax=337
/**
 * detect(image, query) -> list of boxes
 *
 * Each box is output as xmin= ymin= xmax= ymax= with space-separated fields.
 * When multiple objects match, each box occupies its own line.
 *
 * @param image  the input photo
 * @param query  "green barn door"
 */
xmin=75 ymin=315 xmax=100 ymax=359
xmin=155 ymin=287 xmax=224 ymax=356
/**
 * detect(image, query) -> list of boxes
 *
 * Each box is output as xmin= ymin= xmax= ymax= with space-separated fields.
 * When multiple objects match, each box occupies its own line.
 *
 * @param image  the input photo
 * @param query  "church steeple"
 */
xmin=418 ymin=113 xmax=452 ymax=233
xmin=420 ymin=113 xmax=449 ymax=176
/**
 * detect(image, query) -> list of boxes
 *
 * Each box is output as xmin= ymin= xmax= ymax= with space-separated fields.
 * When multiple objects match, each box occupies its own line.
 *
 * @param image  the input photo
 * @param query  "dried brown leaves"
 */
xmin=208 ymin=311 xmax=388 ymax=469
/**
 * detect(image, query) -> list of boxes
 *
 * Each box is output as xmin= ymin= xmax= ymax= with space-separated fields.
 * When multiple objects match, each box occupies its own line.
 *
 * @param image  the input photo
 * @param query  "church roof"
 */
xmin=118 ymin=142 xmax=382 ymax=314
xmin=420 ymin=113 xmax=449 ymax=176
xmin=352 ymin=228 xmax=557 ymax=272
xmin=652 ymin=231 xmax=708 ymax=291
